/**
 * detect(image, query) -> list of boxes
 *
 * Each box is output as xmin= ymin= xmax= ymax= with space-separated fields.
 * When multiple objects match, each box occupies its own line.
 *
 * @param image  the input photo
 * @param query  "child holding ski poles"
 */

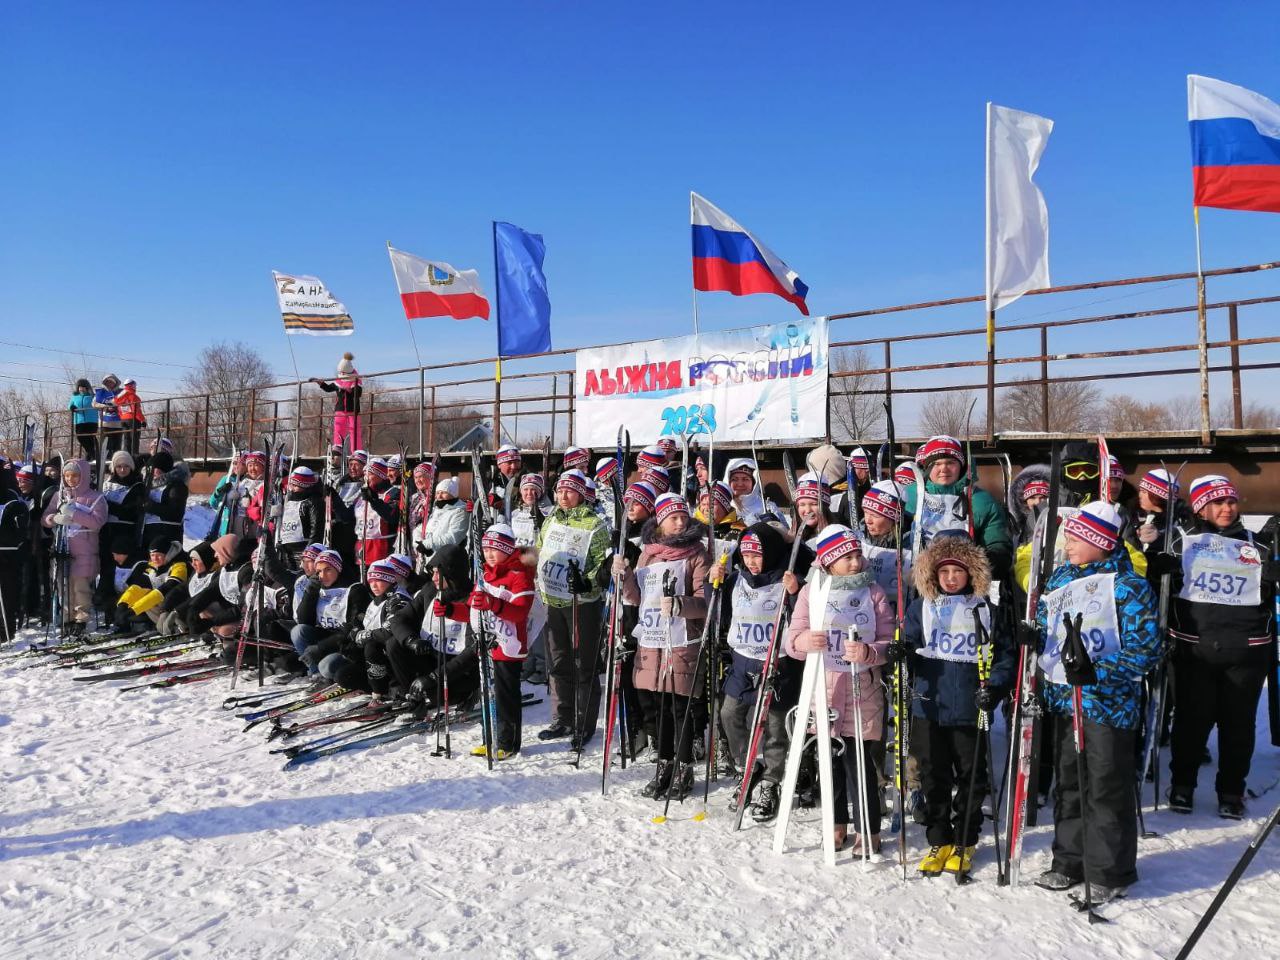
xmin=618 ymin=492 xmax=712 ymax=801
xmin=785 ymin=524 xmax=894 ymax=854
xmin=1031 ymin=501 xmax=1159 ymax=904
xmin=898 ymin=532 xmax=1014 ymax=877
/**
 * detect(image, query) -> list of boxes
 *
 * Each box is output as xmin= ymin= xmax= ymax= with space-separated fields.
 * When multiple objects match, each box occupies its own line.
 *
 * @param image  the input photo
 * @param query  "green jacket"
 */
xmin=905 ymin=477 xmax=1012 ymax=577
xmin=535 ymin=505 xmax=611 ymax=607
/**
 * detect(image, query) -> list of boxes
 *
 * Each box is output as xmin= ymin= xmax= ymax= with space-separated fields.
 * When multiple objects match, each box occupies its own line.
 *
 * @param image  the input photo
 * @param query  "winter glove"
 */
xmin=353 ymin=629 xmax=373 ymax=646
xmin=468 ymin=590 xmax=495 ymax=612
xmin=1016 ymin=621 xmax=1041 ymax=649
xmin=975 ymin=685 xmax=1001 ymax=713
xmin=1261 ymin=556 xmax=1280 ymax=584
xmin=406 ymin=677 xmax=429 ymax=703
xmin=567 ymin=559 xmax=589 ymax=596
xmin=1059 ymin=612 xmax=1098 ymax=687
xmin=415 ymin=542 xmax=430 ymax=559
xmin=431 ymin=598 xmax=450 ymax=619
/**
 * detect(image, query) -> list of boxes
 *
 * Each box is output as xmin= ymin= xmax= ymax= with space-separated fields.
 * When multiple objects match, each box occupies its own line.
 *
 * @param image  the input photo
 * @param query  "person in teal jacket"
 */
xmin=904 ymin=435 xmax=1012 ymax=577
xmin=68 ymin=379 xmax=98 ymax=463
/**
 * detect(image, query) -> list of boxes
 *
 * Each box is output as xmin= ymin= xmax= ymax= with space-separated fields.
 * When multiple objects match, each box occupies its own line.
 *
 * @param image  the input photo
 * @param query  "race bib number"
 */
xmin=278 ymin=500 xmax=305 ymax=544
xmin=315 ymin=586 xmax=350 ymax=630
xmin=1179 ymin=533 xmax=1263 ymax=607
xmin=918 ymin=492 xmax=967 ymax=545
xmin=356 ymin=501 xmax=385 ymax=540
xmin=511 ymin=510 xmax=537 ymax=546
xmin=808 ymin=574 xmax=876 ymax=672
xmin=633 ymin=559 xmax=690 ymax=649
xmin=1039 ymin=573 xmax=1120 ymax=685
xmin=727 ymin=579 xmax=785 ymax=660
xmin=475 ymin=607 xmax=523 ymax=658
xmin=422 ymin=618 xmax=467 ymax=655
xmin=920 ymin=594 xmax=988 ymax=663
xmin=537 ymin=523 xmax=595 ymax=601
xmin=824 ymin=628 xmax=870 ymax=674
xmin=862 ymin=542 xmax=912 ymax=604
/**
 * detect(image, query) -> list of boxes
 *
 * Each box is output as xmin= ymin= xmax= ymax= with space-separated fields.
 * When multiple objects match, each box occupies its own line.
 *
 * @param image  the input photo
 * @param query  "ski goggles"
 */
xmin=1062 ymin=462 xmax=1100 ymax=482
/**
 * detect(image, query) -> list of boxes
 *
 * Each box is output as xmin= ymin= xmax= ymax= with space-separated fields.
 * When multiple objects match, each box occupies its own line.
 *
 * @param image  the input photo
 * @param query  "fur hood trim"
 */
xmin=913 ymin=535 xmax=992 ymax=602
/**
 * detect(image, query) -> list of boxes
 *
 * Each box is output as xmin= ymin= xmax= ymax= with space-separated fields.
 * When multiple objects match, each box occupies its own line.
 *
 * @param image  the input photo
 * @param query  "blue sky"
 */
xmin=2 ymin=1 xmax=1278 ymax=420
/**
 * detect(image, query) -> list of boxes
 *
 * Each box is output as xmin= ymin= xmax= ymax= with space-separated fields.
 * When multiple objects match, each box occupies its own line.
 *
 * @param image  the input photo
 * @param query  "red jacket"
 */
xmin=461 ymin=548 xmax=536 ymax=662
xmin=114 ymin=385 xmax=146 ymax=424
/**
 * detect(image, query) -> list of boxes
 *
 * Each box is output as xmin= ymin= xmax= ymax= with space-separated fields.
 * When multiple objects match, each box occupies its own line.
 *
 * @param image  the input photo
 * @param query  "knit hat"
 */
xmin=148 ymin=535 xmax=172 ymax=554
xmin=212 ymin=534 xmax=240 ymax=567
xmin=795 ymin=471 xmax=830 ymax=505
xmin=862 ymin=480 xmax=902 ymax=522
xmin=367 ymin=560 xmax=398 ymax=584
xmin=150 ymin=451 xmax=174 ymax=473
xmin=386 ymin=554 xmax=414 ymax=580
xmin=639 ymin=466 xmax=670 ymax=493
xmin=496 ymin=444 xmax=521 ymax=466
xmin=288 ymin=466 xmax=317 ymax=490
xmin=1139 ymin=468 xmax=1180 ymax=501
xmin=1108 ymin=455 xmax=1125 ymax=481
xmin=739 ymin=531 xmax=764 ymax=557
xmin=893 ymin=464 xmax=916 ymax=487
xmin=156 ymin=437 xmax=174 ymax=454
xmin=315 ymin=549 xmax=344 ymax=573
xmin=916 ymin=435 xmax=964 ymax=468
xmin=365 ymin=459 xmax=389 ymax=483
xmin=189 ymin=541 xmax=217 ymax=569
xmin=413 ymin=461 xmax=436 ymax=480
xmin=556 ymin=469 xmax=593 ymax=501
xmin=701 ymin=480 xmax=734 ymax=516
xmin=623 ymin=480 xmax=658 ymax=513
xmin=520 ymin=473 xmax=545 ymax=494
xmin=1190 ymin=474 xmax=1239 ymax=513
xmin=1022 ymin=479 xmax=1050 ymax=501
xmin=815 ymin=524 xmax=861 ymax=568
xmin=655 ymin=492 xmax=690 ymax=524
xmin=349 ymin=449 xmax=369 ymax=465
xmin=481 ymin=522 xmax=517 ymax=556
xmin=386 ymin=454 xmax=402 ymax=470
xmin=337 ymin=352 xmax=356 ymax=376
xmin=848 ymin=447 xmax=870 ymax=471
xmin=16 ymin=463 xmax=37 ymax=479
xmin=807 ymin=443 xmax=847 ymax=487
xmin=110 ymin=533 xmax=134 ymax=555
xmin=243 ymin=450 xmax=266 ymax=467
xmin=594 ymin=456 xmax=619 ymax=484
xmin=656 ymin=438 xmax=677 ymax=457
xmin=562 ymin=446 xmax=590 ymax=471
xmin=636 ymin=446 xmax=667 ymax=470
xmin=123 ymin=377 xmax=137 ymax=387
xmin=301 ymin=543 xmax=325 ymax=561
xmin=111 ymin=450 xmax=134 ymax=471
xmin=436 ymin=476 xmax=459 ymax=498
xmin=1062 ymin=502 xmax=1122 ymax=552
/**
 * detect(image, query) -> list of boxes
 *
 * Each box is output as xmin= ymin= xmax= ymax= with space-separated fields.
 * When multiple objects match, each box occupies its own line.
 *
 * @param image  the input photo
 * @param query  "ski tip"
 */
xmin=691 ymin=810 xmax=707 ymax=822
xmin=649 ymin=815 xmax=668 ymax=825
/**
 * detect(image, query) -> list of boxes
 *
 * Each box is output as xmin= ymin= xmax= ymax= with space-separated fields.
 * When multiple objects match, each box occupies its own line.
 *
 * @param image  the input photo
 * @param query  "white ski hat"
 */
xmin=435 ymin=476 xmax=459 ymax=497
xmin=336 ymin=352 xmax=356 ymax=376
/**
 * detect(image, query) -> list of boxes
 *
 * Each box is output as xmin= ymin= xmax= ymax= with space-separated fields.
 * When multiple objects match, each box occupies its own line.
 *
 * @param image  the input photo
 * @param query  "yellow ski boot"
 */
xmin=919 ymin=844 xmax=954 ymax=877
xmin=944 ymin=845 xmax=976 ymax=877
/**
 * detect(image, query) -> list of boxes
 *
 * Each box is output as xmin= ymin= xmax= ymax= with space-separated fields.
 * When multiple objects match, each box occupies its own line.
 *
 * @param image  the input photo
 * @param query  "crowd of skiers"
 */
xmin=2 ymin=397 xmax=1277 ymax=905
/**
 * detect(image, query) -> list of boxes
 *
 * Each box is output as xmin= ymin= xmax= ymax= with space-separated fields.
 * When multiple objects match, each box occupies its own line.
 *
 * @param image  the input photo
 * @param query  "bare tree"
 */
xmin=180 ymin=341 xmax=274 ymax=455
xmin=828 ymin=346 xmax=886 ymax=441
xmin=997 ymin=376 xmax=1102 ymax=433
xmin=918 ymin=390 xmax=980 ymax=438
xmin=1213 ymin=398 xmax=1280 ymax=430
xmin=1099 ymin=394 xmax=1200 ymax=433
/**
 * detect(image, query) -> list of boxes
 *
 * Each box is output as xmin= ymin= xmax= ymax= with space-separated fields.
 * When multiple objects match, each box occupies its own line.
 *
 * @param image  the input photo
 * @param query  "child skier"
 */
xmin=1032 ymin=501 xmax=1159 ymax=901
xmin=785 ymin=524 xmax=894 ymax=853
xmin=311 ymin=353 xmax=363 ymax=449
xmin=900 ymin=533 xmax=1013 ymax=876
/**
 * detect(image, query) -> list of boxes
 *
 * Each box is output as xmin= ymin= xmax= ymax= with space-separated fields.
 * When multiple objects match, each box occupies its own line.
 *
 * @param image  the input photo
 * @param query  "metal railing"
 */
xmin=4 ymin=259 xmax=1278 ymax=465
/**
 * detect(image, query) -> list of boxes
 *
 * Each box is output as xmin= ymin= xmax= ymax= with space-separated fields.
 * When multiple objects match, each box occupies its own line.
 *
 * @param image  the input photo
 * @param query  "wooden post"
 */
xmin=1040 ymin=326 xmax=1050 ymax=433
xmin=1228 ymin=303 xmax=1243 ymax=430
xmin=428 ymin=386 xmax=437 ymax=454
xmin=295 ymin=381 xmax=303 ymax=447
xmin=567 ymin=372 xmax=575 ymax=445
xmin=549 ymin=374 xmax=558 ymax=451
xmin=366 ymin=393 xmax=376 ymax=454
xmin=202 ymin=393 xmax=211 ymax=461
xmin=163 ymin=398 xmax=171 ymax=439
xmin=248 ymin=389 xmax=257 ymax=451
xmin=418 ymin=367 xmax=426 ymax=457
xmin=882 ymin=340 xmax=893 ymax=440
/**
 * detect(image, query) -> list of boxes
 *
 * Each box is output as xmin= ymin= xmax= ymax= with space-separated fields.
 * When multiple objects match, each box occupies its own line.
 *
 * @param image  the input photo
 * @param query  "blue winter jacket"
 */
xmin=1036 ymin=551 xmax=1160 ymax=731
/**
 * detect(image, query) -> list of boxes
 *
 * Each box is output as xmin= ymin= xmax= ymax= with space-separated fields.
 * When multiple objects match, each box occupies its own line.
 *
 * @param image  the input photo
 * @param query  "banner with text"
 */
xmin=573 ymin=317 xmax=828 ymax=447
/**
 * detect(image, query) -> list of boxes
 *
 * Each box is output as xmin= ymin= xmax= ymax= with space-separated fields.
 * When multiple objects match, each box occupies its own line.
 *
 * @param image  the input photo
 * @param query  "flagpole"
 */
xmin=387 ymin=242 xmax=425 ymax=371
xmin=1193 ymin=206 xmax=1211 ymax=443
xmin=491 ymin=222 xmax=503 ymax=448
xmin=690 ymin=192 xmax=702 ymax=338
xmin=984 ymin=101 xmax=996 ymax=441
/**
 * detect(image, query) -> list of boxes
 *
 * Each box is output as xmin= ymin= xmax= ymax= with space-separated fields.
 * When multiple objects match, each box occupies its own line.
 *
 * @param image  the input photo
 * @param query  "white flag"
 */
xmin=272 ymin=271 xmax=353 ymax=336
xmin=985 ymin=103 xmax=1053 ymax=313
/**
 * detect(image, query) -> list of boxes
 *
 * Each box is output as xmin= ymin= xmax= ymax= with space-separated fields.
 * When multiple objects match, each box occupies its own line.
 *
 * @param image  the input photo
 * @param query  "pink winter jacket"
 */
xmin=41 ymin=458 xmax=108 ymax=578
xmin=785 ymin=573 xmax=895 ymax=740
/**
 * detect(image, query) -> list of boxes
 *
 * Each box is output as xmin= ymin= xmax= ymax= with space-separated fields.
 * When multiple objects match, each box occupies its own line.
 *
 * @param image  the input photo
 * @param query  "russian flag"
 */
xmin=388 ymin=246 xmax=491 ymax=321
xmin=691 ymin=192 xmax=809 ymax=315
xmin=1189 ymin=75 xmax=1280 ymax=213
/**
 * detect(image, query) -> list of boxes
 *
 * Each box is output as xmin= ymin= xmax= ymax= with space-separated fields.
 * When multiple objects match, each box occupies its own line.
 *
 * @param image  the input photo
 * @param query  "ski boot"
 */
xmin=749 ymin=781 xmax=781 ymax=823
xmin=944 ymin=844 xmax=976 ymax=877
xmin=1034 ymin=870 xmax=1080 ymax=892
xmin=641 ymin=761 xmax=674 ymax=799
xmin=919 ymin=844 xmax=953 ymax=877
xmin=1167 ymin=786 xmax=1194 ymax=814
xmin=1218 ymin=795 xmax=1245 ymax=820
xmin=667 ymin=763 xmax=696 ymax=802
xmin=851 ymin=833 xmax=882 ymax=858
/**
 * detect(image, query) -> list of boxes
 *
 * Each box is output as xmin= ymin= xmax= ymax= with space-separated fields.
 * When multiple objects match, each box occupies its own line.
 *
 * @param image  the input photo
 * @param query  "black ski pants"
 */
xmin=1170 ymin=643 xmax=1269 ymax=799
xmin=830 ymin=736 xmax=882 ymax=835
xmin=635 ymin=689 xmax=696 ymax=763
xmin=913 ymin=716 xmax=987 ymax=847
xmin=383 ymin=632 xmax=442 ymax=696
xmin=1051 ymin=715 xmax=1139 ymax=888
xmin=545 ymin=600 xmax=603 ymax=741
xmin=492 ymin=658 xmax=523 ymax=753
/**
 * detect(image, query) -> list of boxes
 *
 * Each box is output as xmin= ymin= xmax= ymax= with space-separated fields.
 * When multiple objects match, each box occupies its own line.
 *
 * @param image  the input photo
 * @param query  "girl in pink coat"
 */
xmin=41 ymin=458 xmax=108 ymax=632
xmin=786 ymin=523 xmax=894 ymax=854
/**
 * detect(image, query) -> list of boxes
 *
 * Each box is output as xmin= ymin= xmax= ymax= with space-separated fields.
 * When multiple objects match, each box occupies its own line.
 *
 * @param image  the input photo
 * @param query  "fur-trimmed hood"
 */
xmin=1009 ymin=463 xmax=1050 ymax=528
xmin=913 ymin=533 xmax=992 ymax=602
xmin=639 ymin=516 xmax=710 ymax=550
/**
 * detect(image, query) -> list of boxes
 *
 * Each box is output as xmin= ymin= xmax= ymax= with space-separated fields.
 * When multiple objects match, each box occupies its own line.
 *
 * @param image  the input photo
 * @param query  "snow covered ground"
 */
xmin=2 ymin=628 xmax=1278 ymax=960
